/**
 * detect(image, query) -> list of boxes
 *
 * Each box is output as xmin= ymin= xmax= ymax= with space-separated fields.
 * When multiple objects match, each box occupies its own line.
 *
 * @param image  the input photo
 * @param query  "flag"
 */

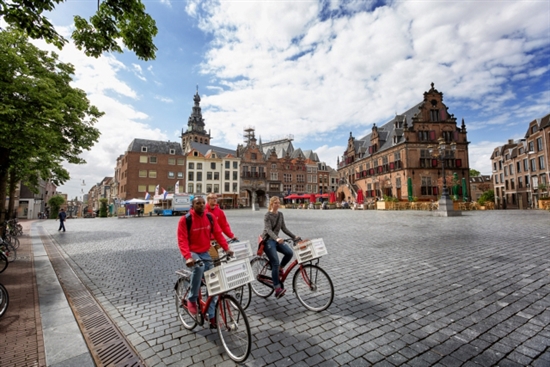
xmin=175 ymin=181 xmax=179 ymax=194
xmin=162 ymin=187 xmax=168 ymax=199
xmin=154 ymin=185 xmax=159 ymax=196
xmin=144 ymin=192 xmax=150 ymax=200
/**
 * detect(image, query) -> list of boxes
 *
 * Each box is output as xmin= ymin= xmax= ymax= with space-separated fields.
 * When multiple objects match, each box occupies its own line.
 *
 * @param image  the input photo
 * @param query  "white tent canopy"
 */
xmin=122 ymin=198 xmax=151 ymax=204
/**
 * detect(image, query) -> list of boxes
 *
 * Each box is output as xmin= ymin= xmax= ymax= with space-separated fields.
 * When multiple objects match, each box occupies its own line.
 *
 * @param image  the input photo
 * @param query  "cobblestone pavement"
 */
xmin=40 ymin=209 xmax=550 ymax=367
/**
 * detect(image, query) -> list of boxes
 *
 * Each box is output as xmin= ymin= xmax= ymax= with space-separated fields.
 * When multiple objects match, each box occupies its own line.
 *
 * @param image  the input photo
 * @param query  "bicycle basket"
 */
xmin=228 ymin=240 xmax=253 ymax=260
xmin=293 ymin=238 xmax=328 ymax=264
xmin=203 ymin=259 xmax=254 ymax=296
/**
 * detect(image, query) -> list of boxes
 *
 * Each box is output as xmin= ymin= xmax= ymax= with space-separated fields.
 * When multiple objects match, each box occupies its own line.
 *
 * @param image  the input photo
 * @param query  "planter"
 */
xmin=327 ymin=204 xmax=336 ymax=209
xmin=453 ymin=202 xmax=461 ymax=211
xmin=376 ymin=201 xmax=390 ymax=210
xmin=538 ymin=199 xmax=550 ymax=209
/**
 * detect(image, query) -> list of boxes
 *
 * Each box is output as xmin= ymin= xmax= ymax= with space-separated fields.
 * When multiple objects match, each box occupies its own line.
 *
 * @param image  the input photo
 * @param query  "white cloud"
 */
xmin=154 ymin=95 xmax=174 ymax=103
xmin=132 ymin=63 xmax=147 ymax=81
xmin=469 ymin=141 xmax=498 ymax=176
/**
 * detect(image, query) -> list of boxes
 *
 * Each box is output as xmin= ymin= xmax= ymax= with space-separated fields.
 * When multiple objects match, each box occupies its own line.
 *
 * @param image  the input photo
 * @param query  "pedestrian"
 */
xmin=261 ymin=196 xmax=301 ymax=299
xmin=177 ymin=196 xmax=233 ymax=327
xmin=205 ymin=194 xmax=238 ymax=261
xmin=57 ymin=208 xmax=66 ymax=232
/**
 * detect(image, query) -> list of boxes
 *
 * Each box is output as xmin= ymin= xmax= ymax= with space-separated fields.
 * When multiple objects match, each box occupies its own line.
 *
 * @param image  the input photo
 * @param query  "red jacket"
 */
xmin=205 ymin=204 xmax=234 ymax=239
xmin=177 ymin=209 xmax=229 ymax=260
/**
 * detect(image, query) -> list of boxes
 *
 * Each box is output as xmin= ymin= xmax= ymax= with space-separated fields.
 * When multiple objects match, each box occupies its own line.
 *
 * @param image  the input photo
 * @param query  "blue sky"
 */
xmin=18 ymin=0 xmax=550 ymax=200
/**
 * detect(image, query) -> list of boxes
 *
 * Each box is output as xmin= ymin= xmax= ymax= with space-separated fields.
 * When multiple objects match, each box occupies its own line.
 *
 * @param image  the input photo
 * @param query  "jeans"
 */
xmin=186 ymin=252 xmax=216 ymax=319
xmin=58 ymin=220 xmax=65 ymax=231
xmin=263 ymin=239 xmax=293 ymax=288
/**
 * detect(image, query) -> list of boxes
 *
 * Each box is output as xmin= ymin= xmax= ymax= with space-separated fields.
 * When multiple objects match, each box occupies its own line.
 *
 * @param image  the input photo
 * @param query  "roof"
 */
xmin=127 ymin=139 xmax=184 ymax=155
xmin=189 ymin=141 xmax=237 ymax=158
xmin=260 ymin=138 xmax=294 ymax=159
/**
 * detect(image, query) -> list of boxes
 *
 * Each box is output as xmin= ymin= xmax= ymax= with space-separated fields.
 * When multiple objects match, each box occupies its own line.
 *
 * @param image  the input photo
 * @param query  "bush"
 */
xmin=99 ymin=198 xmax=108 ymax=217
xmin=48 ymin=195 xmax=65 ymax=219
xmin=477 ymin=189 xmax=494 ymax=205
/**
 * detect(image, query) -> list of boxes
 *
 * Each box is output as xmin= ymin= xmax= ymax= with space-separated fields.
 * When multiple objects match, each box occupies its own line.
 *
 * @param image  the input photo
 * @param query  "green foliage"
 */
xmin=99 ymin=198 xmax=108 ymax=217
xmin=0 ymin=28 xmax=102 ymax=223
xmin=477 ymin=189 xmax=495 ymax=205
xmin=48 ymin=195 xmax=65 ymax=219
xmin=0 ymin=0 xmax=158 ymax=60
xmin=469 ymin=169 xmax=481 ymax=177
xmin=383 ymin=195 xmax=399 ymax=202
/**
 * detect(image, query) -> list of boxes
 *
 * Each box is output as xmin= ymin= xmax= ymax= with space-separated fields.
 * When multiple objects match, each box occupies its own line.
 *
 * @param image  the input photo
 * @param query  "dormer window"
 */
xmin=141 ymin=146 xmax=147 ymax=152
xmin=170 ymin=149 xmax=175 ymax=155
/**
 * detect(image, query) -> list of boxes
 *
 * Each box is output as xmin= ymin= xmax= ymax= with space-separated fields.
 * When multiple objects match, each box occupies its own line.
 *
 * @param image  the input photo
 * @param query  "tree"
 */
xmin=0 ymin=28 xmax=102 ymax=224
xmin=0 ymin=0 xmax=158 ymax=60
xmin=48 ymin=195 xmax=65 ymax=219
xmin=469 ymin=169 xmax=481 ymax=177
xmin=99 ymin=198 xmax=108 ymax=217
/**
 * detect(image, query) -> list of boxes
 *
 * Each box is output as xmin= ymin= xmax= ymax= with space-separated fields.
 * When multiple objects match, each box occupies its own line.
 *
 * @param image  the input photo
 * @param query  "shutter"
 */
xmin=440 ymin=108 xmax=446 ymax=121
xmin=390 ymin=162 xmax=394 ymax=170
xmin=456 ymin=159 xmax=462 ymax=167
xmin=453 ymin=130 xmax=459 ymax=141
xmin=429 ymin=131 xmax=436 ymax=141
xmin=433 ymin=187 xmax=438 ymax=195
xmin=432 ymin=159 xmax=438 ymax=167
xmin=368 ymin=146 xmax=372 ymax=154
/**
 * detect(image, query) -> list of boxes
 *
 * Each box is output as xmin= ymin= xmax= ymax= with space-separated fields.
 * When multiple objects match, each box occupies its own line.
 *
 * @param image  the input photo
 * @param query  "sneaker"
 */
xmin=275 ymin=288 xmax=286 ymax=299
xmin=209 ymin=317 xmax=217 ymax=329
xmin=187 ymin=301 xmax=198 ymax=317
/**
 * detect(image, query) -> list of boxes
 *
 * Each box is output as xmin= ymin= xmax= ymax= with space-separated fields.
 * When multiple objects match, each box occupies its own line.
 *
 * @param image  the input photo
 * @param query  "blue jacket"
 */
xmin=58 ymin=211 xmax=67 ymax=221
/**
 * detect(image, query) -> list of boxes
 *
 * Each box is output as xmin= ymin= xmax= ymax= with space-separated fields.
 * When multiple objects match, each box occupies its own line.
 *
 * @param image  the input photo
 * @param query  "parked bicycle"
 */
xmin=251 ymin=237 xmax=334 ymax=312
xmin=0 ymin=252 xmax=8 ymax=273
xmin=0 ymin=237 xmax=16 ymax=263
xmin=174 ymin=253 xmax=253 ymax=362
xmin=0 ymin=283 xmax=8 ymax=318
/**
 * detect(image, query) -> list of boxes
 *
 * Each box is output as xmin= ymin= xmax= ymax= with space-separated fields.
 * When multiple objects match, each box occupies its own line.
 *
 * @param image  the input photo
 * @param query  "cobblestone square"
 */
xmin=41 ymin=209 xmax=550 ymax=366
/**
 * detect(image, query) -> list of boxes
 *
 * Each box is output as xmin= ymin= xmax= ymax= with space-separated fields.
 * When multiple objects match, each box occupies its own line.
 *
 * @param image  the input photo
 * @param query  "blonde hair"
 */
xmin=268 ymin=196 xmax=280 ymax=211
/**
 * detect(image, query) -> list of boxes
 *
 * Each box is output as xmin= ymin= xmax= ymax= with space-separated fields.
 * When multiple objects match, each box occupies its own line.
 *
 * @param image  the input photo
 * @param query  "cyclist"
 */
xmin=261 ymin=196 xmax=301 ymax=299
xmin=177 ymin=196 xmax=232 ymax=327
xmin=205 ymin=193 xmax=238 ymax=260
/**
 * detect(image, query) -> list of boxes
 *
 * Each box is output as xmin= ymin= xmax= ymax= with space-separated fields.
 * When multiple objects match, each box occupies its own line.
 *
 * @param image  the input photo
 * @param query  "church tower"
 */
xmin=181 ymin=87 xmax=211 ymax=149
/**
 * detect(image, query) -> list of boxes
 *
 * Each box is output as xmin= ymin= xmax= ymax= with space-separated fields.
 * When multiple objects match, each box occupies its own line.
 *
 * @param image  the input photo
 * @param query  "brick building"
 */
xmin=337 ymin=83 xmax=470 ymax=202
xmin=490 ymin=113 xmax=550 ymax=209
xmin=469 ymin=175 xmax=493 ymax=202
xmin=117 ymin=139 xmax=185 ymax=201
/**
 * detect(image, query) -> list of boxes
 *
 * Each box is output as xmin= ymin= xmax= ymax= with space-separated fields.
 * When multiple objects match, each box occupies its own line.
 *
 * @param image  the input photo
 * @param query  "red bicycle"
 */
xmin=174 ymin=254 xmax=252 ymax=362
xmin=250 ymin=238 xmax=334 ymax=312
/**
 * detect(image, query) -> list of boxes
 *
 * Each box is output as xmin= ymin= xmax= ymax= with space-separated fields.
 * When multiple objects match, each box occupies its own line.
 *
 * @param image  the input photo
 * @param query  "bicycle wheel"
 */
xmin=16 ymin=224 xmax=23 ymax=236
xmin=0 ymin=243 xmax=16 ymax=263
xmin=293 ymin=264 xmax=334 ymax=312
xmin=0 ymin=283 xmax=9 ymax=318
xmin=250 ymin=257 xmax=274 ymax=298
xmin=8 ymin=236 xmax=20 ymax=250
xmin=216 ymin=294 xmax=251 ymax=363
xmin=174 ymin=278 xmax=197 ymax=330
xmin=229 ymin=283 xmax=252 ymax=310
xmin=0 ymin=253 xmax=8 ymax=273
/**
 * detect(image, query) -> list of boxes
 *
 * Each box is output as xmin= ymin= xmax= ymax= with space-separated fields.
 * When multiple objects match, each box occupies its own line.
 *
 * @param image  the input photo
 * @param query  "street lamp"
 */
xmin=428 ymin=137 xmax=461 ymax=217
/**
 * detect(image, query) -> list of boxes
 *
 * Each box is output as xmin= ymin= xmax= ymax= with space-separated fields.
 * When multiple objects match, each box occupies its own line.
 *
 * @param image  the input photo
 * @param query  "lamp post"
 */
xmin=429 ymin=137 xmax=461 ymax=217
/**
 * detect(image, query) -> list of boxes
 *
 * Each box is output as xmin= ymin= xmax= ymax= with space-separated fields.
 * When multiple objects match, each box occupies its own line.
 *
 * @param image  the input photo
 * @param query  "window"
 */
xmin=539 ymin=156 xmax=545 ymax=170
xmin=168 ymin=158 xmax=175 ymax=165
xmin=197 ymin=172 xmax=202 ymax=181
xmin=495 ymin=175 xmax=499 ymax=184
xmin=177 ymin=172 xmax=183 ymax=178
xmin=206 ymin=184 xmax=212 ymax=193
xmin=211 ymin=162 xmax=216 ymax=169
xmin=530 ymin=159 xmax=537 ymax=171
xmin=214 ymin=184 xmax=219 ymax=193
xmin=148 ymin=185 xmax=156 ymax=192
xmin=140 ymin=156 xmax=148 ymax=163
xmin=421 ymin=177 xmax=434 ymax=195
xmin=207 ymin=172 xmax=212 ymax=180
xmin=442 ymin=131 xmax=453 ymax=142
xmin=430 ymin=110 xmax=439 ymax=122
xmin=525 ymin=175 xmax=530 ymax=187
xmin=170 ymin=149 xmax=175 ymax=155
xmin=523 ymin=159 xmax=528 ymax=171
xmin=297 ymin=174 xmax=305 ymax=183
xmin=225 ymin=182 xmax=230 ymax=191
xmin=138 ymin=185 xmax=146 ymax=192
xmin=214 ymin=172 xmax=219 ymax=180
xmin=504 ymin=167 xmax=508 ymax=176
xmin=283 ymin=184 xmax=292 ymax=193
xmin=271 ymin=164 xmax=277 ymax=169
xmin=225 ymin=171 xmax=230 ymax=180
xmin=196 ymin=183 xmax=202 ymax=193
xmin=509 ymin=164 xmax=513 ymax=175
xmin=517 ymin=162 xmax=521 ymax=173
xmin=139 ymin=170 xmax=147 ymax=177
xmin=188 ymin=183 xmax=193 ymax=193
xmin=149 ymin=170 xmax=157 ymax=178
xmin=177 ymin=158 xmax=185 ymax=165
xmin=528 ymin=141 xmax=534 ymax=152
xmin=232 ymin=183 xmax=238 ymax=192
xmin=499 ymin=161 xmax=503 ymax=170
xmin=141 ymin=146 xmax=148 ymax=152
xmin=233 ymin=171 xmax=238 ymax=180
xmin=188 ymin=172 xmax=194 ymax=181
xmin=168 ymin=172 xmax=175 ymax=179
xmin=537 ymin=137 xmax=543 ymax=152
xmin=233 ymin=161 xmax=238 ymax=169
xmin=531 ymin=125 xmax=537 ymax=134
xmin=188 ymin=162 xmax=194 ymax=169
xmin=197 ymin=163 xmax=203 ymax=169
xmin=271 ymin=172 xmax=278 ymax=180
xmin=251 ymin=153 xmax=257 ymax=160
xmin=518 ymin=176 xmax=523 ymax=188
xmin=225 ymin=161 xmax=230 ymax=169
xmin=149 ymin=156 xmax=157 ymax=163
xmin=284 ymin=173 xmax=292 ymax=182
xmin=500 ymin=173 xmax=503 ymax=183
xmin=493 ymin=162 xmax=497 ymax=171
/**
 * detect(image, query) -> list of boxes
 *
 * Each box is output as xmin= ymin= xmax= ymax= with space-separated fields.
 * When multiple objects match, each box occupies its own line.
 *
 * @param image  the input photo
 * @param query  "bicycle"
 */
xmin=250 ymin=237 xmax=334 ymax=312
xmin=0 ymin=238 xmax=16 ymax=263
xmin=174 ymin=253 xmax=252 ymax=362
xmin=0 ymin=252 xmax=8 ymax=273
xmin=0 ymin=283 xmax=8 ymax=318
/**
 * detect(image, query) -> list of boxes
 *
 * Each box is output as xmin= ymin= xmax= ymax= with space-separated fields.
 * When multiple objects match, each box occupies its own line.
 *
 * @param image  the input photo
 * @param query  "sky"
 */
xmin=11 ymin=0 xmax=550 ymax=200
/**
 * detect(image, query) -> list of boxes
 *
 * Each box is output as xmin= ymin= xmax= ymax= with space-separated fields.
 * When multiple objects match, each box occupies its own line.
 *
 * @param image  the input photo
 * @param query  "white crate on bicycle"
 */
xmin=228 ymin=240 xmax=253 ymax=260
xmin=293 ymin=238 xmax=328 ymax=264
xmin=204 ymin=258 xmax=255 ymax=296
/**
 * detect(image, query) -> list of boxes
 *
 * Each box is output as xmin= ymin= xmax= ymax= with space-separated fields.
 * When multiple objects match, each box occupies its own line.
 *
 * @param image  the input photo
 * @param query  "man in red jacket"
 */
xmin=177 ymin=196 xmax=231 ymax=326
xmin=205 ymin=194 xmax=238 ymax=259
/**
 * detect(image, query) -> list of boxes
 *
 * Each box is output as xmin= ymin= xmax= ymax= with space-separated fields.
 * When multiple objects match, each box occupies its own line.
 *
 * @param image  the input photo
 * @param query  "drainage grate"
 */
xmin=39 ymin=228 xmax=145 ymax=367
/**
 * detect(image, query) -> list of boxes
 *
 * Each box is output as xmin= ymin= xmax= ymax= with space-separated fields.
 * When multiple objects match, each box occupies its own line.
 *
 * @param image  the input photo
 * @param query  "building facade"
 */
xmin=469 ymin=175 xmax=493 ymax=202
xmin=337 ymin=83 xmax=471 ymax=202
xmin=490 ymin=113 xmax=550 ymax=209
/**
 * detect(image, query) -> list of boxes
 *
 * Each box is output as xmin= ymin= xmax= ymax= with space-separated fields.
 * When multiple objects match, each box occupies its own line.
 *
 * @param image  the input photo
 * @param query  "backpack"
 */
xmin=185 ymin=212 xmax=214 ymax=236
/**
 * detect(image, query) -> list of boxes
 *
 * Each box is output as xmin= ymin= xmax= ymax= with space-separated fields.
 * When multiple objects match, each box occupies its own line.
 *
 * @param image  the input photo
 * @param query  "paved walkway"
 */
xmin=1 ymin=210 xmax=550 ymax=366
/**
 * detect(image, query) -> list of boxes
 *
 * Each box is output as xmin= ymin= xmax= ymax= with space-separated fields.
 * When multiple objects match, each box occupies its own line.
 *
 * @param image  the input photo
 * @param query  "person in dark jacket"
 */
xmin=177 ymin=197 xmax=232 ymax=326
xmin=261 ymin=196 xmax=300 ymax=299
xmin=57 ymin=208 xmax=67 ymax=232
